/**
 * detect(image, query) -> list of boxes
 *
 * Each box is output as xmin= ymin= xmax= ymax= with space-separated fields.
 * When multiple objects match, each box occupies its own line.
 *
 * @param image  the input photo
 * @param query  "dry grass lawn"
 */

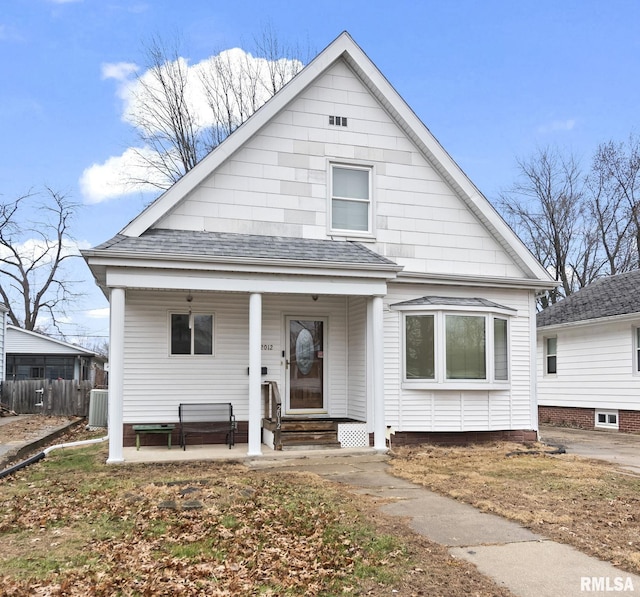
xmin=0 ymin=428 xmax=516 ymax=597
xmin=390 ymin=442 xmax=640 ymax=576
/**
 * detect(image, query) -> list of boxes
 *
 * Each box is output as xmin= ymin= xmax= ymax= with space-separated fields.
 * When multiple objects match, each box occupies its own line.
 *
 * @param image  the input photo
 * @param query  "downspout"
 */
xmin=0 ymin=434 xmax=109 ymax=480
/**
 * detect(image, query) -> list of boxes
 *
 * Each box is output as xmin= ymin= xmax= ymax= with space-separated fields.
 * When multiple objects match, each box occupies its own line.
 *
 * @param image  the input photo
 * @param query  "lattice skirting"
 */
xmin=337 ymin=423 xmax=368 ymax=447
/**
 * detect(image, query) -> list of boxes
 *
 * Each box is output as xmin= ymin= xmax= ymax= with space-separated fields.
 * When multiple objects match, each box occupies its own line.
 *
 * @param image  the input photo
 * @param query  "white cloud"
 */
xmin=537 ymin=119 xmax=577 ymax=134
xmin=86 ymin=307 xmax=109 ymax=319
xmin=83 ymin=47 xmax=302 ymax=203
xmin=0 ymin=237 xmax=90 ymax=265
xmin=101 ymin=61 xmax=138 ymax=82
xmin=79 ymin=146 xmax=169 ymax=203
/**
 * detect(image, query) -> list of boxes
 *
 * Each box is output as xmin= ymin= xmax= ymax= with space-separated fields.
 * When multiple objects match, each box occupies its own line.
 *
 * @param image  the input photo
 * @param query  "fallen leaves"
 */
xmin=391 ymin=442 xmax=640 ymax=577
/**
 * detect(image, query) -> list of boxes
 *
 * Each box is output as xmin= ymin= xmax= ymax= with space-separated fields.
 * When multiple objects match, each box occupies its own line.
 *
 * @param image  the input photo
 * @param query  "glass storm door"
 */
xmin=287 ymin=318 xmax=325 ymax=412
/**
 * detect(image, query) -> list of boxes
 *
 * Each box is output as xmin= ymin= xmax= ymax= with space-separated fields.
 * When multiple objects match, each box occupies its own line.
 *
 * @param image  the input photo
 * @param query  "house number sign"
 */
xmin=261 ymin=344 xmax=274 ymax=351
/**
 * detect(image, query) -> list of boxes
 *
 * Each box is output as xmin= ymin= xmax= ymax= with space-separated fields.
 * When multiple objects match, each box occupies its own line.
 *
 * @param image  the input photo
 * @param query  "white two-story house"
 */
xmin=83 ymin=32 xmax=553 ymax=462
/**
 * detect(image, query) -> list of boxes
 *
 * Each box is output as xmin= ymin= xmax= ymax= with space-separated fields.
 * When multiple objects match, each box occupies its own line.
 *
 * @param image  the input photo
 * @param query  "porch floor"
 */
xmin=121 ymin=443 xmax=381 ymax=465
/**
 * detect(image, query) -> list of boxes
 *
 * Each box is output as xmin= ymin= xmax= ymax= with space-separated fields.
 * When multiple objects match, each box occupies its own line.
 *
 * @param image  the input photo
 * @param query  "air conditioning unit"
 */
xmin=87 ymin=389 xmax=108 ymax=429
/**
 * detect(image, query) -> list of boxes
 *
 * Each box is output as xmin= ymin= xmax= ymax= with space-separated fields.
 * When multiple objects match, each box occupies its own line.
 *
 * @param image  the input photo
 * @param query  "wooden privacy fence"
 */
xmin=1 ymin=380 xmax=94 ymax=416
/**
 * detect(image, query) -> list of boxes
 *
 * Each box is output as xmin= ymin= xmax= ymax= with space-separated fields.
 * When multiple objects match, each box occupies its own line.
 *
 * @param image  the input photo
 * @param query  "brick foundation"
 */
xmin=539 ymin=406 xmax=640 ymax=434
xmin=538 ymin=406 xmax=595 ymax=430
xmin=619 ymin=410 xmax=640 ymax=433
xmin=369 ymin=429 xmax=538 ymax=447
xmin=123 ymin=421 xmax=248 ymax=448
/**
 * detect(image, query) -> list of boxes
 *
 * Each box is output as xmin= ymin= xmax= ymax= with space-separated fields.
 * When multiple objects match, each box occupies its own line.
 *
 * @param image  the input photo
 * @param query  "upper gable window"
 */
xmin=330 ymin=165 xmax=372 ymax=235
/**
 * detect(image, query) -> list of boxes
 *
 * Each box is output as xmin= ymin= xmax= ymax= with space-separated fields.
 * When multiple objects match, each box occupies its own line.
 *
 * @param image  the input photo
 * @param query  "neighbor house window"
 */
xmin=545 ymin=337 xmax=557 ymax=375
xmin=6 ymin=355 xmax=76 ymax=380
xmin=171 ymin=313 xmax=214 ymax=355
xmin=635 ymin=328 xmax=640 ymax=372
xmin=403 ymin=311 xmax=510 ymax=384
xmin=330 ymin=164 xmax=372 ymax=233
xmin=595 ymin=410 xmax=618 ymax=430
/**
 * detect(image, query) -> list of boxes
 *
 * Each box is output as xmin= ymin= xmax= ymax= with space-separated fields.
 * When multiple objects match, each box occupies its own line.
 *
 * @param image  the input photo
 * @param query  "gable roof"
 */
xmin=6 ymin=325 xmax=96 ymax=356
xmin=118 ymin=31 xmax=551 ymax=284
xmin=537 ymin=269 xmax=640 ymax=328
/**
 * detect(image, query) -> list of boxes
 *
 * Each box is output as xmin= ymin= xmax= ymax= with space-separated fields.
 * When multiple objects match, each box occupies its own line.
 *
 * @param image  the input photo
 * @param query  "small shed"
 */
xmin=5 ymin=325 xmax=98 ymax=382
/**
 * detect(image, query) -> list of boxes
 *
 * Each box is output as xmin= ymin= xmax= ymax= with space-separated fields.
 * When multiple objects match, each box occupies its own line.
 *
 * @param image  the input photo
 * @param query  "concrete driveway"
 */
xmin=539 ymin=424 xmax=640 ymax=475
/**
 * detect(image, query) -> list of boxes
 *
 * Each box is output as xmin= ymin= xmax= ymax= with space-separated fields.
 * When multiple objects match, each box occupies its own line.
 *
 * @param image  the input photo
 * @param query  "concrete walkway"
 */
xmin=250 ymin=453 xmax=640 ymax=597
xmin=539 ymin=424 xmax=640 ymax=475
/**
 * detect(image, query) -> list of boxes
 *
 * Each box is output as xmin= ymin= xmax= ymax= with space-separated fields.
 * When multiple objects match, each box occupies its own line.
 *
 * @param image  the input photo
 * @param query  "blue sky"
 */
xmin=1 ymin=0 xmax=639 ymax=341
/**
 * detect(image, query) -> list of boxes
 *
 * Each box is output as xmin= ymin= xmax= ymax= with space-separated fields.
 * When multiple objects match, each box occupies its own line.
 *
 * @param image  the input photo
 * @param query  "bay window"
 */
xmin=396 ymin=297 xmax=514 ymax=386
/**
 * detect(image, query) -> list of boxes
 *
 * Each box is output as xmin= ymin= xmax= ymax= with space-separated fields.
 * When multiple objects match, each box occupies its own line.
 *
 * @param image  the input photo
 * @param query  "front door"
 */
xmin=286 ymin=318 xmax=325 ymax=413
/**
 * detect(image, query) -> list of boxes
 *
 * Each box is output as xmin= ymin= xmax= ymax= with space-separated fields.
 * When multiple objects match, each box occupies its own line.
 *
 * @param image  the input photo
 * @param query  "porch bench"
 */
xmin=132 ymin=424 xmax=175 ymax=450
xmin=179 ymin=402 xmax=237 ymax=450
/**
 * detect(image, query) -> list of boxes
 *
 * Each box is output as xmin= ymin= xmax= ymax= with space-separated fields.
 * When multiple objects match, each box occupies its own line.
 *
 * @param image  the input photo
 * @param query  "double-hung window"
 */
xmin=330 ymin=164 xmax=372 ymax=234
xmin=545 ymin=337 xmax=557 ymax=375
xmin=398 ymin=297 xmax=513 ymax=386
xmin=170 ymin=313 xmax=214 ymax=356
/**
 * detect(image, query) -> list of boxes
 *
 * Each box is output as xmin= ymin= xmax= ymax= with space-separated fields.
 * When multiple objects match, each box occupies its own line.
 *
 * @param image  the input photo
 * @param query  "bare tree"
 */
xmin=127 ymin=27 xmax=307 ymax=189
xmin=0 ymin=188 xmax=82 ymax=333
xmin=587 ymin=135 xmax=640 ymax=273
xmin=127 ymin=35 xmax=204 ymax=189
xmin=499 ymin=147 xmax=592 ymax=307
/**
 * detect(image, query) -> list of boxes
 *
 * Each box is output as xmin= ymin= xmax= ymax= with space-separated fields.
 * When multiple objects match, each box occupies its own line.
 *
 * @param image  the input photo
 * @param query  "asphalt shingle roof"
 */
xmin=391 ymin=296 xmax=515 ymax=311
xmin=92 ymin=229 xmax=398 ymax=268
xmin=537 ymin=269 xmax=640 ymax=327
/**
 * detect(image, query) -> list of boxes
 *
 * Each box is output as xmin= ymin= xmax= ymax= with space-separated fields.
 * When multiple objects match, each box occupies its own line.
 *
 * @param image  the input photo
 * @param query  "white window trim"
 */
xmin=595 ymin=409 xmax=619 ymax=430
xmin=328 ymin=162 xmax=375 ymax=239
xmin=400 ymin=310 xmax=511 ymax=389
xmin=168 ymin=311 xmax=215 ymax=357
xmin=544 ymin=336 xmax=557 ymax=376
xmin=633 ymin=327 xmax=640 ymax=375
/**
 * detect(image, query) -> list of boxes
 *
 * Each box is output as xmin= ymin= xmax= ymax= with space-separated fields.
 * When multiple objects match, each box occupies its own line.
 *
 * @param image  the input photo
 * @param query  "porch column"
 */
xmin=372 ymin=295 xmax=386 ymax=451
xmin=107 ymin=287 xmax=125 ymax=463
xmin=247 ymin=292 xmax=263 ymax=456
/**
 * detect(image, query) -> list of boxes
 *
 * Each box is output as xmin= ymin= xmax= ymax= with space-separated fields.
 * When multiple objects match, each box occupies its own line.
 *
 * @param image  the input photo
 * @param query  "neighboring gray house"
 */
xmin=537 ymin=269 xmax=640 ymax=432
xmin=83 ymin=32 xmax=553 ymax=463
xmin=5 ymin=325 xmax=97 ymax=382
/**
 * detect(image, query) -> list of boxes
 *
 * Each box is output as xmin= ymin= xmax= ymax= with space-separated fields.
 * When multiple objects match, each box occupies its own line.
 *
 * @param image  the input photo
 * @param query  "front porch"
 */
xmin=121 ymin=442 xmax=382 ymax=466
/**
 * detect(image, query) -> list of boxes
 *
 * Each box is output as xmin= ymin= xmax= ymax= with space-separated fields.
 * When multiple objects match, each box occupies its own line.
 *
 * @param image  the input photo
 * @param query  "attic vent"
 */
xmin=329 ymin=115 xmax=348 ymax=127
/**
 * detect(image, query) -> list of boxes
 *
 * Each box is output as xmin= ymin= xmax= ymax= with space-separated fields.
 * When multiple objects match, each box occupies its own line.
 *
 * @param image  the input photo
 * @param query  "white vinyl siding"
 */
xmin=6 ymin=326 xmax=95 ymax=356
xmin=346 ymin=296 xmax=367 ymax=421
xmin=122 ymin=291 xmax=350 ymax=424
xmin=384 ymin=283 xmax=533 ymax=432
xmin=538 ymin=318 xmax=640 ymax=411
xmin=156 ymin=59 xmax=524 ymax=280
